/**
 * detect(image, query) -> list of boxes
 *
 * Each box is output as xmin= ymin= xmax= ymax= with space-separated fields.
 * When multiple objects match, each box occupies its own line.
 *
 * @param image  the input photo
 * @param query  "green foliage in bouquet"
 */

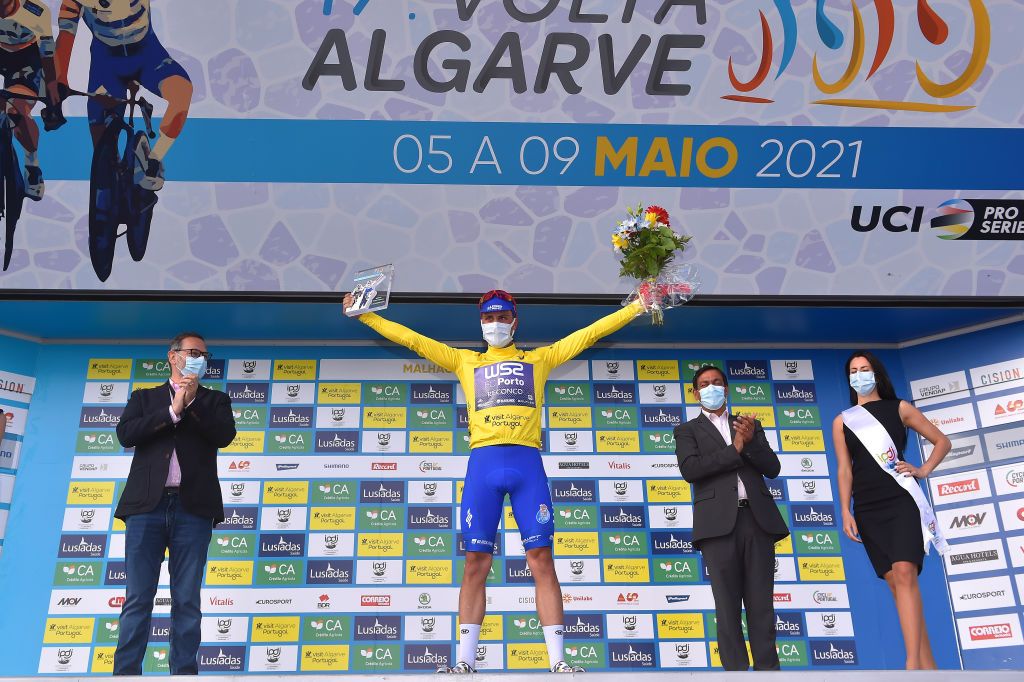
xmin=612 ymin=203 xmax=691 ymax=280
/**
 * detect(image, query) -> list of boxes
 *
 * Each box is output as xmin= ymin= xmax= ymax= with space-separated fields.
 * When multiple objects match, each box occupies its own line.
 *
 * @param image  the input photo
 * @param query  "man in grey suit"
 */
xmin=674 ymin=365 xmax=790 ymax=671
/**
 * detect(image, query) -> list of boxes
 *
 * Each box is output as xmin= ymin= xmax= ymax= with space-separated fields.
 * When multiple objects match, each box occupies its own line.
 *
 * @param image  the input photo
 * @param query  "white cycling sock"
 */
xmin=457 ymin=623 xmax=481 ymax=667
xmin=150 ymin=132 xmax=176 ymax=161
xmin=24 ymin=149 xmax=38 ymax=167
xmin=543 ymin=624 xmax=565 ymax=667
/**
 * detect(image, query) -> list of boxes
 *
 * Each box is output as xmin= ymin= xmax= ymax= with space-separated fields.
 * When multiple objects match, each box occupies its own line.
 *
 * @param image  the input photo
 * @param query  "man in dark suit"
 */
xmin=113 ymin=332 xmax=236 ymax=675
xmin=674 ymin=365 xmax=789 ymax=671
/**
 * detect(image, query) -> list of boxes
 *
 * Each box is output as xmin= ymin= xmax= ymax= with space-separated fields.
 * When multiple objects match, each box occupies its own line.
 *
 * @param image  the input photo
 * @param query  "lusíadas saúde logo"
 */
xmin=723 ymin=0 xmax=990 ymax=111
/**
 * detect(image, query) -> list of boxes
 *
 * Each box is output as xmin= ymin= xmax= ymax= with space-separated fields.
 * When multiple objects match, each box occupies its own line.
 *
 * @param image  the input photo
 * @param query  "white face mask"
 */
xmin=482 ymin=321 xmax=514 ymax=348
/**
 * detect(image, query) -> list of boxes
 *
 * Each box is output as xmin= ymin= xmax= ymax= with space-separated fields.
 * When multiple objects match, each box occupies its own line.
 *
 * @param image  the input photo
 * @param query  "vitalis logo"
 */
xmin=310 ymin=1 xmax=709 ymax=99
xmin=853 ymin=199 xmax=1024 ymax=241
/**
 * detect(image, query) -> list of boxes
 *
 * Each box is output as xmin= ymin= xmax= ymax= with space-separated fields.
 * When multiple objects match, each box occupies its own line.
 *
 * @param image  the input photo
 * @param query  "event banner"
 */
xmin=0 ymin=370 xmax=35 ymax=556
xmin=0 ymin=0 xmax=1019 ymax=294
xmin=913 ymin=355 xmax=1024 ymax=668
xmin=39 ymin=354 xmax=862 ymax=673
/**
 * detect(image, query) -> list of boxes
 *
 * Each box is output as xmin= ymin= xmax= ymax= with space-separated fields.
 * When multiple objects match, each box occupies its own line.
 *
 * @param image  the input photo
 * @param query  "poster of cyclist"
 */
xmin=0 ymin=0 xmax=1019 ymax=294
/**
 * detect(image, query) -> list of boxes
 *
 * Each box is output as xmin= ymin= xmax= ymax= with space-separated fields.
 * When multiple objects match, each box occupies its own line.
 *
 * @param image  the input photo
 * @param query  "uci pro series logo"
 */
xmin=852 ymin=199 xmax=1024 ymax=240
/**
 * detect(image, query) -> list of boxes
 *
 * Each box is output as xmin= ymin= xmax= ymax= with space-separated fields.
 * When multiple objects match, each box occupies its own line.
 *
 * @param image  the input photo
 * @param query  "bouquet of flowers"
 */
xmin=613 ymin=203 xmax=700 ymax=325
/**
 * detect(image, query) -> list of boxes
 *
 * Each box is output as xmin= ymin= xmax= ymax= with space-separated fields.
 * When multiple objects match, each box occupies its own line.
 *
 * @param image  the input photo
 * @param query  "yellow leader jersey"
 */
xmin=359 ymin=301 xmax=643 ymax=450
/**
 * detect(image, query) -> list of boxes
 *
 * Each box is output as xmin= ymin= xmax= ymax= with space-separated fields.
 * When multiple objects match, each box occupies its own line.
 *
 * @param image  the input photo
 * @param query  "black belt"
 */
xmin=737 ymin=498 xmax=749 ymax=508
xmin=164 ymin=487 xmax=180 ymax=495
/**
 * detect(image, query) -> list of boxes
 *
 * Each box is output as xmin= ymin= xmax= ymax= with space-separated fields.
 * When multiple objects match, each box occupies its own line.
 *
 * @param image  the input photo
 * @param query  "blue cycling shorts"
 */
xmin=88 ymin=31 xmax=190 ymax=124
xmin=461 ymin=445 xmax=554 ymax=552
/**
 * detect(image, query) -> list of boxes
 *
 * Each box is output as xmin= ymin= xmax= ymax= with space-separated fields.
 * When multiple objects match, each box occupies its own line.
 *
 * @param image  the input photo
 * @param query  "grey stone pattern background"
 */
xmin=2 ymin=0 xmax=1022 ymax=295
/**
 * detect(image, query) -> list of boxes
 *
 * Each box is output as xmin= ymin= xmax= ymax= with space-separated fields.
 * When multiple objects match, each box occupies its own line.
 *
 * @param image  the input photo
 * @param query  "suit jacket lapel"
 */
xmin=697 ymin=412 xmax=728 ymax=447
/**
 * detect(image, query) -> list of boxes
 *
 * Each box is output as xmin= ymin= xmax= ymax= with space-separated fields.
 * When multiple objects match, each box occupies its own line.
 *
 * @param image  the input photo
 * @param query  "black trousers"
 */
xmin=699 ymin=507 xmax=780 ymax=671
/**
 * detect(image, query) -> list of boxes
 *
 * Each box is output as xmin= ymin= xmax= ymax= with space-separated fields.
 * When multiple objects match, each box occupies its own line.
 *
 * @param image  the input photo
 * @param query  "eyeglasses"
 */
xmin=175 ymin=349 xmax=212 ymax=360
xmin=478 ymin=289 xmax=517 ymax=313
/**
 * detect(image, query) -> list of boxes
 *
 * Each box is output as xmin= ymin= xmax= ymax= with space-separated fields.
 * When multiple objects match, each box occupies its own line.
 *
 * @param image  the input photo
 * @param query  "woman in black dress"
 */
xmin=831 ymin=350 xmax=951 ymax=670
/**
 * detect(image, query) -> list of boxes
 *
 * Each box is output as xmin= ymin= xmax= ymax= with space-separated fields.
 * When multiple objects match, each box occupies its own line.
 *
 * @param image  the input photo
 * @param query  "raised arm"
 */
xmin=184 ymin=390 xmax=237 ymax=449
xmin=116 ymin=389 xmax=173 ymax=450
xmin=898 ymin=399 xmax=952 ymax=477
xmin=538 ymin=301 xmax=643 ymax=367
xmin=738 ymin=419 xmax=781 ymax=479
xmin=357 ymin=311 xmax=462 ymax=373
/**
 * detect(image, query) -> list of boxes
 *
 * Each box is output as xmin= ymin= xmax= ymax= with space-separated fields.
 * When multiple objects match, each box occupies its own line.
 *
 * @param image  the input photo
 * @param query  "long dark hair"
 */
xmin=844 ymin=350 xmax=898 ymax=405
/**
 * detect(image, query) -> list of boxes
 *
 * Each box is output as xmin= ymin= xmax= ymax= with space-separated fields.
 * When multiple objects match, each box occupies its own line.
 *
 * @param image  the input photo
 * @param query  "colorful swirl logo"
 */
xmin=725 ymin=0 xmax=991 ymax=112
xmin=930 ymin=199 xmax=975 ymax=240
xmin=878 ymin=445 xmax=898 ymax=469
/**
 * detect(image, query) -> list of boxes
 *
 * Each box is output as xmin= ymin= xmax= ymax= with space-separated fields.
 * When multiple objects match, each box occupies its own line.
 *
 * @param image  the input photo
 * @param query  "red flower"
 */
xmin=646 ymin=205 xmax=670 ymax=226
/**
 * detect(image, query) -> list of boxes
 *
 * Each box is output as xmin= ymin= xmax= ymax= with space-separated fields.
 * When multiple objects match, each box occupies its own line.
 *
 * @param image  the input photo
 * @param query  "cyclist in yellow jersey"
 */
xmin=344 ymin=289 xmax=644 ymax=674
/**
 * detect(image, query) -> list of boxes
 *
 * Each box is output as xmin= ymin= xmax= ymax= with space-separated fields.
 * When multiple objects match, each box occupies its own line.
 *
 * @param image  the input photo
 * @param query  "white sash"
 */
xmin=842 ymin=404 xmax=949 ymax=556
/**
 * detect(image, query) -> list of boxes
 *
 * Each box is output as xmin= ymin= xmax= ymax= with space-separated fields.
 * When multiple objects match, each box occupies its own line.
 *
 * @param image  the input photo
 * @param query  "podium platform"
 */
xmin=17 ymin=672 xmax=1024 ymax=682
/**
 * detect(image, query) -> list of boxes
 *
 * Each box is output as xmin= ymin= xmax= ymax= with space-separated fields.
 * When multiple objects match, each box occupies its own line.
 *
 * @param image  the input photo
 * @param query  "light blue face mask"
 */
xmin=849 ymin=370 xmax=876 ymax=396
xmin=182 ymin=355 xmax=207 ymax=379
xmin=698 ymin=384 xmax=726 ymax=411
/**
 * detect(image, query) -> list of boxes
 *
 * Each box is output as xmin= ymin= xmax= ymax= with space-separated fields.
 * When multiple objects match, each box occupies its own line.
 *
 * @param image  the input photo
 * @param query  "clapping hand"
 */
xmin=733 ymin=414 xmax=755 ymax=452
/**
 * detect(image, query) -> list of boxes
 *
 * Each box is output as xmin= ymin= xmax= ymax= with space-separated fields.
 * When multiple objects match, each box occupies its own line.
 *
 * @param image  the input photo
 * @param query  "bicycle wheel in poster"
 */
xmin=1 ymin=125 xmax=24 ymax=271
xmin=89 ymin=124 xmax=124 ymax=282
xmin=126 ymin=131 xmax=156 ymax=262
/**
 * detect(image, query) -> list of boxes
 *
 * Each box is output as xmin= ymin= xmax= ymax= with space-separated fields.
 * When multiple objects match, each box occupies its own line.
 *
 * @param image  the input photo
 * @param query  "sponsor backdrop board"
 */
xmin=903 ymin=321 xmax=1024 ymax=669
xmin=0 ymin=1 xmax=1021 ymax=294
xmin=0 ymin=339 xmax=966 ymax=674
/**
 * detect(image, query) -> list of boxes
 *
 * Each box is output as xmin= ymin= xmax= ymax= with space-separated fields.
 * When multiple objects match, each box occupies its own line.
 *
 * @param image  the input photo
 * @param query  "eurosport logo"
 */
xmin=726 ymin=360 xmax=768 ymax=381
xmin=551 ymin=480 xmax=596 ymax=503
